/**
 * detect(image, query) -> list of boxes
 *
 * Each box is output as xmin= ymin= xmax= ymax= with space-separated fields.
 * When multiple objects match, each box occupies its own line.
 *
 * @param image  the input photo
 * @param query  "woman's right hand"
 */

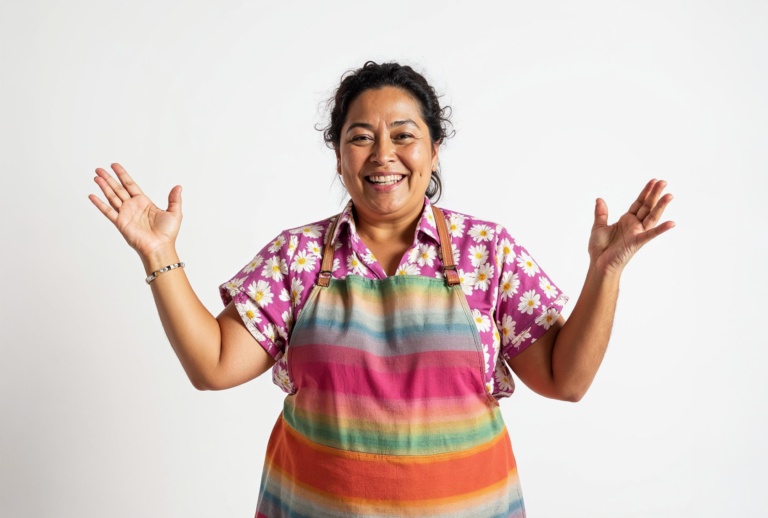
xmin=88 ymin=163 xmax=183 ymax=260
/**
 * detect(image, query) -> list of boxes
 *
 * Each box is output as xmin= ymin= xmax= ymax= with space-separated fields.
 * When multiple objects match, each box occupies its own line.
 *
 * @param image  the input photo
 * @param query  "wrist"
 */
xmin=139 ymin=246 xmax=180 ymax=276
xmin=587 ymin=260 xmax=623 ymax=287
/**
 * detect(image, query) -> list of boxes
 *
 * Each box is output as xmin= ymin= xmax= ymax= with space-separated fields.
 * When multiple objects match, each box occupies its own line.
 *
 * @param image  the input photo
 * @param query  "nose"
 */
xmin=370 ymin=136 xmax=396 ymax=166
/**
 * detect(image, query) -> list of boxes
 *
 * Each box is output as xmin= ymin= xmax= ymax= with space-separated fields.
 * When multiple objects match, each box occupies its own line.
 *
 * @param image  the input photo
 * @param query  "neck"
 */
xmin=353 ymin=200 xmax=425 ymax=248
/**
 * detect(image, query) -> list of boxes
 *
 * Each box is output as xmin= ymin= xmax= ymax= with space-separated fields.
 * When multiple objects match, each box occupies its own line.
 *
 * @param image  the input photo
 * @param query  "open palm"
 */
xmin=588 ymin=179 xmax=675 ymax=277
xmin=88 ymin=163 xmax=183 ymax=257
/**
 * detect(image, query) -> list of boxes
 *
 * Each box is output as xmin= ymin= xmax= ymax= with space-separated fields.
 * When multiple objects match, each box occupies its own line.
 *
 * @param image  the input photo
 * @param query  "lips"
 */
xmin=366 ymin=174 xmax=405 ymax=185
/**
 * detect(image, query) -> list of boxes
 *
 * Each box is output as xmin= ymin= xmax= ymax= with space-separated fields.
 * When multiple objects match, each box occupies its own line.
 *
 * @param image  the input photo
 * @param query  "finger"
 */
xmin=94 ymin=175 xmax=123 ymax=211
xmin=96 ymin=167 xmax=131 ymax=202
xmin=593 ymin=198 xmax=608 ymax=228
xmin=636 ymin=220 xmax=675 ymax=248
xmin=167 ymin=185 xmax=182 ymax=215
xmin=88 ymin=194 xmax=118 ymax=224
xmin=642 ymin=193 xmax=673 ymax=230
xmin=627 ymin=179 xmax=657 ymax=215
xmin=636 ymin=180 xmax=667 ymax=221
xmin=111 ymin=162 xmax=144 ymax=197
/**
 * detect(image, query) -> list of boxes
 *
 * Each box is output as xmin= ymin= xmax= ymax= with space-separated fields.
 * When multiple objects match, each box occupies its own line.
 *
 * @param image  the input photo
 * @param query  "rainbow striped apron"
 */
xmin=255 ymin=207 xmax=525 ymax=517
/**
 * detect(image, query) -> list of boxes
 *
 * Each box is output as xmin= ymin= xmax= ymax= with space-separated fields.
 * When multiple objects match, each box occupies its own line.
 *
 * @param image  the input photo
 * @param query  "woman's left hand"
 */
xmin=588 ymin=179 xmax=675 ymax=277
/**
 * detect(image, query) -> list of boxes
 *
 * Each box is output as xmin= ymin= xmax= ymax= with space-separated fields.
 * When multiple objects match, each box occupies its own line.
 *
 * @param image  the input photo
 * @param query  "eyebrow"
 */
xmin=345 ymin=119 xmax=420 ymax=133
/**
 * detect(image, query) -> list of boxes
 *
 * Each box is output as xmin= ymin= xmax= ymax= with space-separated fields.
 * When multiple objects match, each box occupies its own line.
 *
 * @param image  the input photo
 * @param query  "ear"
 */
xmin=334 ymin=146 xmax=341 ymax=175
xmin=431 ymin=139 xmax=441 ymax=166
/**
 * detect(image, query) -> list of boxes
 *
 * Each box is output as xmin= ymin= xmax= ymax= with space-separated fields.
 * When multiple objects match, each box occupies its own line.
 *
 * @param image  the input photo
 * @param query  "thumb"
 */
xmin=167 ymin=185 xmax=182 ymax=215
xmin=593 ymin=198 xmax=608 ymax=228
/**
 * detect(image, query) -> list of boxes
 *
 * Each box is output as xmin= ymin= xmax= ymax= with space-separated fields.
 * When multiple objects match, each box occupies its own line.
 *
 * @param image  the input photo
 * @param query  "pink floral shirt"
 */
xmin=220 ymin=196 xmax=569 ymax=402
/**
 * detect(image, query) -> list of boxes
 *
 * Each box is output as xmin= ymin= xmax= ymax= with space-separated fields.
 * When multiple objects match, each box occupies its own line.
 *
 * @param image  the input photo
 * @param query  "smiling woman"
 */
xmin=88 ymin=60 xmax=675 ymax=517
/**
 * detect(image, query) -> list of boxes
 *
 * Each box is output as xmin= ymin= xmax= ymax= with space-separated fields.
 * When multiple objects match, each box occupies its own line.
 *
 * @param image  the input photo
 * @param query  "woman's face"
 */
xmin=336 ymin=86 xmax=438 ymax=224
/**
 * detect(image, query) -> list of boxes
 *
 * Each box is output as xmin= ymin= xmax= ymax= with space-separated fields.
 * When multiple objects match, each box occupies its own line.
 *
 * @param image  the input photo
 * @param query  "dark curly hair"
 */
xmin=319 ymin=61 xmax=454 ymax=203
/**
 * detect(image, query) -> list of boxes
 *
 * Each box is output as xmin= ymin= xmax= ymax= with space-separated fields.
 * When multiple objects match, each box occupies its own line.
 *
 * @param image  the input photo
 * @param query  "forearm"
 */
xmin=551 ymin=262 xmax=621 ymax=400
xmin=141 ymin=246 xmax=222 ymax=390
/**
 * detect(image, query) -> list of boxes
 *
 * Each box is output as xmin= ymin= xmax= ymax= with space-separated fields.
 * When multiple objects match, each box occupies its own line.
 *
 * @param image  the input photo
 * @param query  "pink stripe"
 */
xmin=292 ymin=342 xmax=482 ymax=372
xmin=291 ymin=358 xmax=485 ymax=399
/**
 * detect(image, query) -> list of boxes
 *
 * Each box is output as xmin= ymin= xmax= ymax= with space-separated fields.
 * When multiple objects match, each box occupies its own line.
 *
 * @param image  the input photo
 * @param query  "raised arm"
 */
xmin=507 ymin=179 xmax=675 ymax=401
xmin=88 ymin=163 xmax=275 ymax=390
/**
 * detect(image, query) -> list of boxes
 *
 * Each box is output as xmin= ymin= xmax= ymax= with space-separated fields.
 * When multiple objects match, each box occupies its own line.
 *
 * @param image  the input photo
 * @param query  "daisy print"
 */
xmin=223 ymin=276 xmax=245 ymax=297
xmin=469 ymin=244 xmax=489 ymax=268
xmin=268 ymin=235 xmax=286 ymax=253
xmin=396 ymin=263 xmax=421 ymax=276
xmin=362 ymin=249 xmax=376 ymax=265
xmin=246 ymin=280 xmax=273 ymax=308
xmin=518 ymin=289 xmax=541 ymax=315
xmin=458 ymin=269 xmax=476 ymax=296
xmin=273 ymin=362 xmax=295 ymax=394
xmin=347 ymin=252 xmax=366 ymax=276
xmin=448 ymin=213 xmax=465 ymax=238
xmin=417 ymin=243 xmax=437 ymax=267
xmin=242 ymin=254 xmax=263 ymax=274
xmin=286 ymin=235 xmax=298 ymax=259
xmin=281 ymin=310 xmax=294 ymax=334
xmin=262 ymin=256 xmax=288 ymax=281
xmin=276 ymin=324 xmax=289 ymax=343
xmin=423 ymin=208 xmax=436 ymax=228
xmin=481 ymin=342 xmax=491 ymax=374
xmin=279 ymin=277 xmax=305 ymax=307
xmin=494 ymin=362 xmax=514 ymax=392
xmin=332 ymin=258 xmax=341 ymax=272
xmin=474 ymin=262 xmax=494 ymax=291
xmin=407 ymin=246 xmax=421 ymax=264
xmin=306 ymin=241 xmax=322 ymax=258
xmin=499 ymin=271 xmax=520 ymax=302
xmin=262 ymin=323 xmax=278 ymax=343
xmin=499 ymin=314 xmax=516 ymax=346
xmin=290 ymin=224 xmax=323 ymax=239
xmin=498 ymin=238 xmax=516 ymax=265
xmin=235 ymin=299 xmax=263 ymax=336
xmin=512 ymin=328 xmax=532 ymax=348
xmin=539 ymin=276 xmax=559 ymax=299
xmin=535 ymin=307 xmax=560 ymax=330
xmin=517 ymin=252 xmax=540 ymax=277
xmin=472 ymin=309 xmax=491 ymax=333
xmin=291 ymin=250 xmax=316 ymax=273
xmin=469 ymin=224 xmax=495 ymax=243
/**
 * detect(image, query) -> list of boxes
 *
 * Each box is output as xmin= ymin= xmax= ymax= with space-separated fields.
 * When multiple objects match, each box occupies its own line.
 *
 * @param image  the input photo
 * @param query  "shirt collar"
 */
xmin=329 ymin=196 xmax=440 ymax=248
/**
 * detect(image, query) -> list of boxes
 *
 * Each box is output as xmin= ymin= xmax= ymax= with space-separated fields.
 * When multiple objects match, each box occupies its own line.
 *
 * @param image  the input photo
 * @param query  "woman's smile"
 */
xmin=364 ymin=173 xmax=407 ymax=191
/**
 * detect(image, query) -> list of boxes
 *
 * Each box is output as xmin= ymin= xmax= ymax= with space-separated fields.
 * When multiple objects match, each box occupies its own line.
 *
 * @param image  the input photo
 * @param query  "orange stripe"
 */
xmin=264 ymin=458 xmax=520 ymax=515
xmin=265 ymin=413 xmax=517 ymax=502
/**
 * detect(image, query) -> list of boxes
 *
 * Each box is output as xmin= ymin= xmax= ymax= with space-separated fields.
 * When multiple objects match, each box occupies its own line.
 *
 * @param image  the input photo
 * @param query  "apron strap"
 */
xmin=318 ymin=213 xmax=342 ymax=287
xmin=317 ymin=205 xmax=460 ymax=287
xmin=432 ymin=206 xmax=461 ymax=286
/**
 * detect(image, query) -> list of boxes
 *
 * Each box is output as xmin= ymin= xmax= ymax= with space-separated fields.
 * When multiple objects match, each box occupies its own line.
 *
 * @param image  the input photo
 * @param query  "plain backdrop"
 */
xmin=1 ymin=1 xmax=766 ymax=517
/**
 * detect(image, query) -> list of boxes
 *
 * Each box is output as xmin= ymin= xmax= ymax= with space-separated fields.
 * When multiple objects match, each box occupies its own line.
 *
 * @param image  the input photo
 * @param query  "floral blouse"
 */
xmin=220 ymin=196 xmax=569 ymax=402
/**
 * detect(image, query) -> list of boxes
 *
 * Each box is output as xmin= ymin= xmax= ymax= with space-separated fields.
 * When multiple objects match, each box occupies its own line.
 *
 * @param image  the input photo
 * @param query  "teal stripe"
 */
xmin=283 ymin=404 xmax=505 ymax=455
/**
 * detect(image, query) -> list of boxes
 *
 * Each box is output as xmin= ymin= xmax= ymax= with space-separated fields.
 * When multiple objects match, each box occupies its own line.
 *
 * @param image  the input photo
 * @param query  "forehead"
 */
xmin=344 ymin=86 xmax=424 ymax=127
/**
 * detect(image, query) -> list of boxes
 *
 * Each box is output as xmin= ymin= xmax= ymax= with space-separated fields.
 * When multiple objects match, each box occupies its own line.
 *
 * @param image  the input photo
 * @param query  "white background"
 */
xmin=1 ymin=1 xmax=766 ymax=516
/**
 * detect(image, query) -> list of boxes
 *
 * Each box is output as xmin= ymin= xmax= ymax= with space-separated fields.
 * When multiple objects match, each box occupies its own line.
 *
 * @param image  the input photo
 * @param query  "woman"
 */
xmin=88 ymin=61 xmax=674 ymax=517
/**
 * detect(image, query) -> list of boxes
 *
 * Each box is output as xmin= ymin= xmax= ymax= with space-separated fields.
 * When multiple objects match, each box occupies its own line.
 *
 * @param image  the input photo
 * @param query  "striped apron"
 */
xmin=255 ymin=207 xmax=525 ymax=517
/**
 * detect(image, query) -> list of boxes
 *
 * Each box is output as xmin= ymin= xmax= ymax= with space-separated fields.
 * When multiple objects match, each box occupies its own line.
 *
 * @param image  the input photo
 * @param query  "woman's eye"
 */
xmin=395 ymin=134 xmax=414 ymax=140
xmin=351 ymin=135 xmax=371 ymax=142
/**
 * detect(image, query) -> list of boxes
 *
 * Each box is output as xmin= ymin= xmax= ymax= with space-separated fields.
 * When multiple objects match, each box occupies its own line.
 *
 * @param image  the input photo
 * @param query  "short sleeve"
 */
xmin=219 ymin=232 xmax=294 ymax=362
xmin=494 ymin=226 xmax=569 ymax=362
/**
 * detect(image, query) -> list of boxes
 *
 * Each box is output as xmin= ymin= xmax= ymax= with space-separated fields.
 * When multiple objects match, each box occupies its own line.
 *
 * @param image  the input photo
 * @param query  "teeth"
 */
xmin=368 ymin=174 xmax=404 ymax=185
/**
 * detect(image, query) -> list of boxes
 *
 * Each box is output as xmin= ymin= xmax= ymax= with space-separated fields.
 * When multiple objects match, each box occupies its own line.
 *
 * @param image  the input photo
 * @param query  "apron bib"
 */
xmin=255 ymin=207 xmax=525 ymax=517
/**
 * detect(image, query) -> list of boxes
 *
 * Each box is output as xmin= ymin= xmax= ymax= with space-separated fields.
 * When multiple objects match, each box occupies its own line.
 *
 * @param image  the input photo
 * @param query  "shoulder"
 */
xmin=437 ymin=206 xmax=515 ymax=249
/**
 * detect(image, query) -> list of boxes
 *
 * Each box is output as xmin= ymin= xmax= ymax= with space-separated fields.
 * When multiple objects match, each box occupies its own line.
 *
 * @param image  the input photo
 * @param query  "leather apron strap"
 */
xmin=431 ymin=206 xmax=461 ymax=286
xmin=317 ymin=204 xmax=460 ymax=287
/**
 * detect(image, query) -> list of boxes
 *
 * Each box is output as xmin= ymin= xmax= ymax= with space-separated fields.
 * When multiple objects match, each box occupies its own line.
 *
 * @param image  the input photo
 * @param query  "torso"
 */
xmin=219 ymin=195 xmax=569 ymax=404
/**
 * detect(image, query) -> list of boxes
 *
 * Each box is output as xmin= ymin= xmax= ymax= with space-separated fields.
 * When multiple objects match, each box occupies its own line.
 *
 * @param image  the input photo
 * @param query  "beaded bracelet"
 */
xmin=145 ymin=262 xmax=185 ymax=284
